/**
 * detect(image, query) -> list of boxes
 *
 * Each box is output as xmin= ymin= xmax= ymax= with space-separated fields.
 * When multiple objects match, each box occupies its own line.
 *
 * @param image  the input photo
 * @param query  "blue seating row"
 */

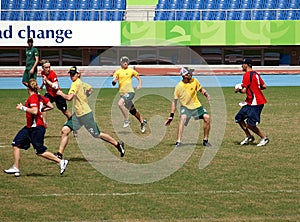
xmin=0 ymin=10 xmax=125 ymax=21
xmin=1 ymin=0 xmax=126 ymax=10
xmin=0 ymin=0 xmax=126 ymax=21
xmin=155 ymin=9 xmax=300 ymax=20
xmin=154 ymin=0 xmax=300 ymax=20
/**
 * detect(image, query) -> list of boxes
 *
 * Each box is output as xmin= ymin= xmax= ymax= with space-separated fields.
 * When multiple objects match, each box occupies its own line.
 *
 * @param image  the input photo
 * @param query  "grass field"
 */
xmin=0 ymin=86 xmax=300 ymax=221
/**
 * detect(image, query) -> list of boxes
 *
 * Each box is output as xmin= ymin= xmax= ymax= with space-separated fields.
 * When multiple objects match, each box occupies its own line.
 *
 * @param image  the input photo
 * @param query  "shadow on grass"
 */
xmin=69 ymin=157 xmax=88 ymax=162
xmin=45 ymin=135 xmax=61 ymax=139
xmin=26 ymin=173 xmax=48 ymax=177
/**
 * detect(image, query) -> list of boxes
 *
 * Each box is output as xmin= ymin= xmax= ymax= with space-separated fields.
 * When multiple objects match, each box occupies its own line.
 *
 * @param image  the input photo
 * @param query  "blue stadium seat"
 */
xmin=89 ymin=0 xmax=101 ymax=9
xmin=89 ymin=11 xmax=99 ymax=20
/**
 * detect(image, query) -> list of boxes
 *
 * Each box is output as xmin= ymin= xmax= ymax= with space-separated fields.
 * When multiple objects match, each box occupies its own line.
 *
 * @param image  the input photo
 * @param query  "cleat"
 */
xmin=117 ymin=141 xmax=125 ymax=157
xmin=257 ymin=137 xmax=269 ymax=147
xmin=175 ymin=141 xmax=182 ymax=148
xmin=123 ymin=120 xmax=130 ymax=128
xmin=59 ymin=160 xmax=69 ymax=175
xmin=240 ymin=136 xmax=255 ymax=145
xmin=141 ymin=119 xmax=147 ymax=133
xmin=203 ymin=140 xmax=212 ymax=147
xmin=4 ymin=166 xmax=20 ymax=177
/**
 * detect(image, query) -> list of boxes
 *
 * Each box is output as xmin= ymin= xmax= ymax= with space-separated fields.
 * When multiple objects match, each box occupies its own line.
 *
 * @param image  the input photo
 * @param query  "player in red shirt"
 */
xmin=234 ymin=58 xmax=269 ymax=147
xmin=40 ymin=60 xmax=72 ymax=123
xmin=4 ymin=79 xmax=69 ymax=177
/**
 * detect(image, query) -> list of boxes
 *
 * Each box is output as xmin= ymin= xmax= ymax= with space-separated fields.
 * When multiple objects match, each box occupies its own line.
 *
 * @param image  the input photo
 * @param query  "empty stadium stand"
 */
xmin=1 ymin=0 xmax=300 ymax=21
xmin=154 ymin=0 xmax=300 ymax=20
xmin=0 ymin=0 xmax=126 ymax=21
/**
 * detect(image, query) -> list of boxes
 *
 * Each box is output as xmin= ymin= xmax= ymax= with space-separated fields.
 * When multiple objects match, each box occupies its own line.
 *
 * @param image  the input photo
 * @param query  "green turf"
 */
xmin=0 ymin=86 xmax=299 ymax=221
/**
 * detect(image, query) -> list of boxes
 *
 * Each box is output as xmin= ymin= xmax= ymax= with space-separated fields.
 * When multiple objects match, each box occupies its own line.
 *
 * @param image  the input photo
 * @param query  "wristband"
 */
xmin=204 ymin=92 xmax=208 ymax=97
xmin=170 ymin=113 xmax=174 ymax=118
xmin=112 ymin=81 xmax=116 ymax=86
xmin=21 ymin=106 xmax=27 ymax=112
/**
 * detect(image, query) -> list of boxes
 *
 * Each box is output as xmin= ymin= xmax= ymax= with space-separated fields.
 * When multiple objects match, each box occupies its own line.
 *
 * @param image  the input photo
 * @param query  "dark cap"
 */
xmin=180 ymin=67 xmax=194 ymax=76
xmin=120 ymin=56 xmax=129 ymax=63
xmin=242 ymin=58 xmax=252 ymax=66
xmin=27 ymin=37 xmax=33 ymax=43
xmin=68 ymin=66 xmax=79 ymax=75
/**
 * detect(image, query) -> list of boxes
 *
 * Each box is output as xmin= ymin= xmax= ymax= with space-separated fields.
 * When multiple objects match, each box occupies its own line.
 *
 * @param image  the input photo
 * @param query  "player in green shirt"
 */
xmin=23 ymin=38 xmax=39 ymax=87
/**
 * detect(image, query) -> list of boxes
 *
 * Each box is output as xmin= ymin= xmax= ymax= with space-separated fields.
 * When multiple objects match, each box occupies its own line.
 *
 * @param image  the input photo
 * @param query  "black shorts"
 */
xmin=44 ymin=93 xmax=68 ymax=111
xmin=235 ymin=104 xmax=264 ymax=126
xmin=12 ymin=126 xmax=47 ymax=155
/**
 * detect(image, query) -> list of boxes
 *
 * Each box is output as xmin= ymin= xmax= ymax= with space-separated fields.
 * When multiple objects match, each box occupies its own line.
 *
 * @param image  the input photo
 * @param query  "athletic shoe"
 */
xmin=175 ymin=141 xmax=182 ymax=148
xmin=4 ymin=166 xmax=20 ymax=177
xmin=141 ymin=119 xmax=147 ymax=133
xmin=59 ymin=160 xmax=69 ymax=175
xmin=240 ymin=136 xmax=255 ymax=145
xmin=203 ymin=140 xmax=212 ymax=147
xmin=117 ymin=141 xmax=125 ymax=157
xmin=257 ymin=137 xmax=269 ymax=147
xmin=123 ymin=120 xmax=130 ymax=128
xmin=54 ymin=152 xmax=63 ymax=160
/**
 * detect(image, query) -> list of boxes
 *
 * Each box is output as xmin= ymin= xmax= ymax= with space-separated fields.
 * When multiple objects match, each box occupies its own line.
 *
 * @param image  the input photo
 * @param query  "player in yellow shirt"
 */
xmin=112 ymin=56 xmax=147 ymax=133
xmin=165 ymin=67 xmax=212 ymax=147
xmin=55 ymin=66 xmax=125 ymax=159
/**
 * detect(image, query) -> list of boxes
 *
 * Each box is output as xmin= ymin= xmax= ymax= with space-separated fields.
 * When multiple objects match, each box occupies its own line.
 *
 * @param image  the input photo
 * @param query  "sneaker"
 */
xmin=175 ymin=141 xmax=182 ymax=148
xmin=54 ymin=152 xmax=63 ymax=160
xmin=59 ymin=160 xmax=69 ymax=175
xmin=240 ymin=136 xmax=255 ymax=145
xmin=203 ymin=140 xmax=212 ymax=147
xmin=257 ymin=137 xmax=269 ymax=147
xmin=141 ymin=119 xmax=147 ymax=133
xmin=123 ymin=120 xmax=130 ymax=128
xmin=117 ymin=141 xmax=125 ymax=157
xmin=4 ymin=166 xmax=20 ymax=177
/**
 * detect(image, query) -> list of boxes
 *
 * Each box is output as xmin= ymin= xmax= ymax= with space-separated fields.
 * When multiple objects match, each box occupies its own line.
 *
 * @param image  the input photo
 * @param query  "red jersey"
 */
xmin=241 ymin=71 xmax=267 ymax=106
xmin=41 ymin=70 xmax=58 ymax=97
xmin=25 ymin=94 xmax=49 ymax=128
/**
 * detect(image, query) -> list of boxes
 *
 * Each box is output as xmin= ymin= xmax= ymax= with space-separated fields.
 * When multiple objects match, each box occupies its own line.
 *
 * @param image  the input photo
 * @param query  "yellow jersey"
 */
xmin=174 ymin=78 xmax=202 ymax=109
xmin=68 ymin=78 xmax=92 ymax=117
xmin=113 ymin=67 xmax=139 ymax=96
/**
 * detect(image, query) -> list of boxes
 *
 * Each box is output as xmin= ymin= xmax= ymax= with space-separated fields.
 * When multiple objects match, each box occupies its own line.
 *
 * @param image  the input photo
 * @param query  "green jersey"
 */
xmin=25 ymin=47 xmax=39 ymax=69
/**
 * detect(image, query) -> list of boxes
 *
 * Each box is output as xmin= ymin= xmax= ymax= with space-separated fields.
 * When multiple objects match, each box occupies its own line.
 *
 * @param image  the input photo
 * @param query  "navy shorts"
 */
xmin=235 ymin=104 xmax=264 ymax=126
xmin=12 ymin=126 xmax=47 ymax=155
xmin=44 ymin=93 xmax=68 ymax=111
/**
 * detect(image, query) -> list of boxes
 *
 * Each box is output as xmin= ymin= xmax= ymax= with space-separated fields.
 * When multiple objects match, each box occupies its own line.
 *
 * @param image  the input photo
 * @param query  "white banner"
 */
xmin=0 ymin=21 xmax=121 ymax=46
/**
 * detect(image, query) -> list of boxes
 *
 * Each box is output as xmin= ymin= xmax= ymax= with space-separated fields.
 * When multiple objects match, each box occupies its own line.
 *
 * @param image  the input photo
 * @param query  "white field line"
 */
xmin=0 ymin=189 xmax=299 ymax=199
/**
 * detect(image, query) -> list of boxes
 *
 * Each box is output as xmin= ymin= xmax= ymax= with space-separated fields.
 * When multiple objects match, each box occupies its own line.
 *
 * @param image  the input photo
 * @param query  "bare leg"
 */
xmin=247 ymin=124 xmax=266 ymax=139
xmin=177 ymin=115 xmax=187 ymax=142
xmin=118 ymin=98 xmax=129 ymax=121
xmin=98 ymin=132 xmax=118 ymax=146
xmin=203 ymin=114 xmax=211 ymax=140
xmin=12 ymin=146 xmax=21 ymax=169
xmin=238 ymin=120 xmax=252 ymax=137
xmin=57 ymin=126 xmax=72 ymax=155
xmin=38 ymin=151 xmax=61 ymax=163
xmin=132 ymin=110 xmax=143 ymax=123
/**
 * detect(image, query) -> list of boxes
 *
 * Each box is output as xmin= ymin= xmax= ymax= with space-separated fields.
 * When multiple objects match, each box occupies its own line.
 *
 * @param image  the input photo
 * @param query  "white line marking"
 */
xmin=0 ymin=189 xmax=299 ymax=199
